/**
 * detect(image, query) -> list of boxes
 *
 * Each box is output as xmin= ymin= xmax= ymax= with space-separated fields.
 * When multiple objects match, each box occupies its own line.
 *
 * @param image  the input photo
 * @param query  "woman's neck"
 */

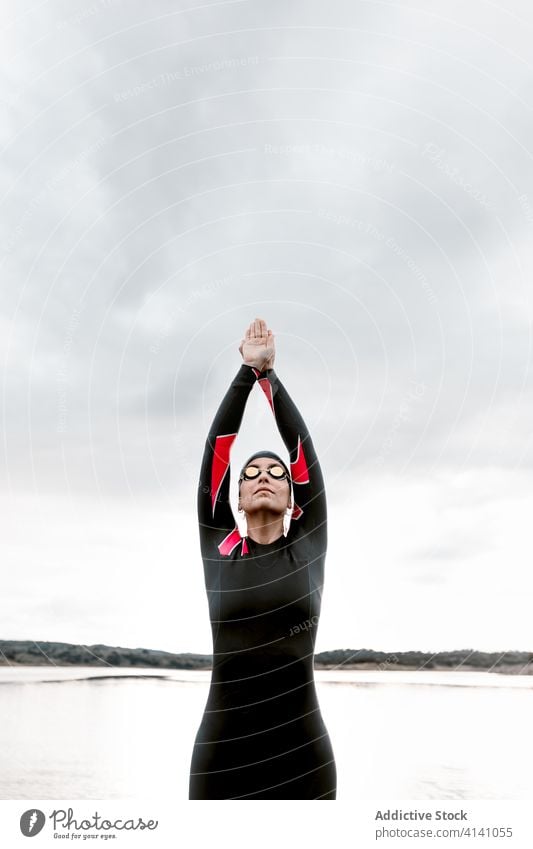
xmin=246 ymin=511 xmax=284 ymax=544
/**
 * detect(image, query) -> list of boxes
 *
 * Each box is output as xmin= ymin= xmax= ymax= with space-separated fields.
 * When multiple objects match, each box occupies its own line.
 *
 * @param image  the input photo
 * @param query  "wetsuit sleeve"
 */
xmin=198 ymin=364 xmax=258 ymax=550
xmin=257 ymin=368 xmax=327 ymax=537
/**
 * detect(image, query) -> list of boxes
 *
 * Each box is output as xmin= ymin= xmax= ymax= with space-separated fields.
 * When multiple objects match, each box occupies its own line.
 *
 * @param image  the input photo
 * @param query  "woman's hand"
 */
xmin=239 ymin=318 xmax=275 ymax=371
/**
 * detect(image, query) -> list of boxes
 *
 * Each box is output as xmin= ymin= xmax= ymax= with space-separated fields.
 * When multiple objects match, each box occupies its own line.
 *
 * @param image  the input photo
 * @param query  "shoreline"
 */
xmin=1 ymin=666 xmax=533 ymax=690
xmin=0 ymin=661 xmax=531 ymax=676
xmin=1 ymin=640 xmax=531 ymax=676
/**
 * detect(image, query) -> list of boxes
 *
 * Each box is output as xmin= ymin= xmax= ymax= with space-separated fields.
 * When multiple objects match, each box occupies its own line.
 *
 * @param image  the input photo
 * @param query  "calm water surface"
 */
xmin=1 ymin=667 xmax=531 ymax=799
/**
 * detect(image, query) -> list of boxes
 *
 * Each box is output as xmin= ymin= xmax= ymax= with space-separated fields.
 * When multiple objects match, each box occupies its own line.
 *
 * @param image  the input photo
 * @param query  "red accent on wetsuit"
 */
xmin=291 ymin=503 xmax=303 ymax=520
xmin=211 ymin=433 xmax=236 ymax=516
xmin=217 ymin=527 xmax=242 ymax=556
xmin=290 ymin=435 xmax=310 ymax=484
xmin=258 ymin=377 xmax=274 ymax=413
xmin=217 ymin=528 xmax=250 ymax=557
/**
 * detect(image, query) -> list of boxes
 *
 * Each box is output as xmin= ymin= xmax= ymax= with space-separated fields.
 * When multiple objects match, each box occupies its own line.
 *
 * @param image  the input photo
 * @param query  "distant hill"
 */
xmin=0 ymin=641 xmax=211 ymax=669
xmin=0 ymin=641 xmax=531 ymax=674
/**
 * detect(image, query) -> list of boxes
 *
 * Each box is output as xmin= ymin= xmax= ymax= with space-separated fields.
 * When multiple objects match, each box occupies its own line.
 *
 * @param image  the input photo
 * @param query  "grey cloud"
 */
xmin=2 ymin=0 xmax=533 ymax=498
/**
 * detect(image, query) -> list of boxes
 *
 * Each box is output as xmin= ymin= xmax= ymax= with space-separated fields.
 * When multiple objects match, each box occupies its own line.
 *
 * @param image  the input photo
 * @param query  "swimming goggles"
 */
xmin=239 ymin=464 xmax=289 ymax=482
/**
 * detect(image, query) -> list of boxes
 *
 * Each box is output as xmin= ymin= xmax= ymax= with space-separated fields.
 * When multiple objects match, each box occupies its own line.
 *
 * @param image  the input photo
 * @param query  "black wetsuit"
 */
xmin=188 ymin=364 xmax=336 ymax=800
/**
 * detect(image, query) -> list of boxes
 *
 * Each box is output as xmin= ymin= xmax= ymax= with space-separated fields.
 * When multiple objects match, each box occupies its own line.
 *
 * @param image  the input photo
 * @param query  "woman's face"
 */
xmin=238 ymin=457 xmax=292 ymax=517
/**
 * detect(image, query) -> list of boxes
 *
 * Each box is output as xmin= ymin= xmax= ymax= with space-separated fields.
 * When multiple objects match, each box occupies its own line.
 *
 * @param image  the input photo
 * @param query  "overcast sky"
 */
xmin=1 ymin=0 xmax=533 ymax=658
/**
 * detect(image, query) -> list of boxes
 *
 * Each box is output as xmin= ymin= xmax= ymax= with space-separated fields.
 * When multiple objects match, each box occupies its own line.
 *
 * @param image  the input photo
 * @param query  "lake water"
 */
xmin=1 ymin=667 xmax=532 ymax=799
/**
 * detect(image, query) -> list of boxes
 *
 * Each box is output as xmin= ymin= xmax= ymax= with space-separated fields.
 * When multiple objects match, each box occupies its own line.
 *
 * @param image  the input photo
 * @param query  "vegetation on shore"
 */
xmin=0 ymin=641 xmax=531 ymax=674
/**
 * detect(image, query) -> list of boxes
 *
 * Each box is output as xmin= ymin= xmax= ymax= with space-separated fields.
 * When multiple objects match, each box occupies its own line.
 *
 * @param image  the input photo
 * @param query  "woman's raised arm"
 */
xmin=249 ymin=320 xmax=327 ymax=540
xmin=198 ymin=319 xmax=273 ymax=555
xmin=197 ymin=364 xmax=257 ymax=553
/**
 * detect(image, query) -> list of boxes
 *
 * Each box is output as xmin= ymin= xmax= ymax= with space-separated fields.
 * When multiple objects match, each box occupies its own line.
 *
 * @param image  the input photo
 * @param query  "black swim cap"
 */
xmin=239 ymin=450 xmax=291 ymax=486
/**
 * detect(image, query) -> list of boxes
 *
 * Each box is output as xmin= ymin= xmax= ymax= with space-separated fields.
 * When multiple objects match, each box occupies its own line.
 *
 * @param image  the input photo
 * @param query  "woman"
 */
xmin=189 ymin=318 xmax=336 ymax=799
